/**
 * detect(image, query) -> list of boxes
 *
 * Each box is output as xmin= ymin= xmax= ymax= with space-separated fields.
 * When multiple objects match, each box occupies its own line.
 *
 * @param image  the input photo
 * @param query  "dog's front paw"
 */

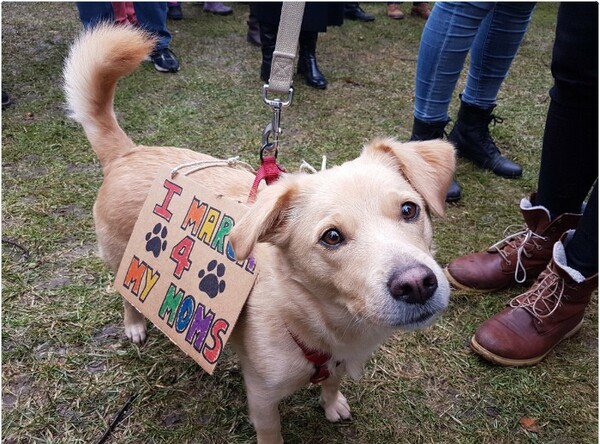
xmin=125 ymin=321 xmax=147 ymax=344
xmin=320 ymin=390 xmax=352 ymax=423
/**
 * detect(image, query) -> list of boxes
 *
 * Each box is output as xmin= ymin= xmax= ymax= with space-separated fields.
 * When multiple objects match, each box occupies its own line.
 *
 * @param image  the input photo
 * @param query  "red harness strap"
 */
xmin=289 ymin=330 xmax=333 ymax=384
xmin=248 ymin=156 xmax=285 ymax=203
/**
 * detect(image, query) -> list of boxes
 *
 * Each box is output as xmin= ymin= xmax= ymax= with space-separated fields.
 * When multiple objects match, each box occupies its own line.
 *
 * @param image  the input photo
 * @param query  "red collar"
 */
xmin=288 ymin=330 xmax=333 ymax=384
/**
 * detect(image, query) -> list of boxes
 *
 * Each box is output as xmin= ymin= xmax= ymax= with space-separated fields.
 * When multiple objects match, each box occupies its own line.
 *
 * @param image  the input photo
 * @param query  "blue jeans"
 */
xmin=76 ymin=2 xmax=170 ymax=50
xmin=414 ymin=2 xmax=536 ymax=122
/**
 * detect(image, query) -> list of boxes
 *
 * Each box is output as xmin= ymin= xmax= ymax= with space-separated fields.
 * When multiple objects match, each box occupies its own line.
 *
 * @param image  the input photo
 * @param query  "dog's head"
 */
xmin=230 ymin=138 xmax=455 ymax=331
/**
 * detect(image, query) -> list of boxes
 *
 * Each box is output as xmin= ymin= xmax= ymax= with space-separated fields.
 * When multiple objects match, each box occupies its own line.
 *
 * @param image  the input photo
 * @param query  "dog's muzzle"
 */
xmin=387 ymin=264 xmax=438 ymax=305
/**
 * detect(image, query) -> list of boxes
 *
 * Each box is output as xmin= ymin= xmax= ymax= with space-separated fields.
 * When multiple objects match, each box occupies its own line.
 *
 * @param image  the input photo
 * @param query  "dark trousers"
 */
xmin=536 ymin=3 xmax=598 ymax=276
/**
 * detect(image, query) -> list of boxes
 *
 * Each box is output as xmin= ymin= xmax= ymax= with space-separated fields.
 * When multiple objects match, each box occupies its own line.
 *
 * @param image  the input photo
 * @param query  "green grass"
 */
xmin=2 ymin=2 xmax=597 ymax=443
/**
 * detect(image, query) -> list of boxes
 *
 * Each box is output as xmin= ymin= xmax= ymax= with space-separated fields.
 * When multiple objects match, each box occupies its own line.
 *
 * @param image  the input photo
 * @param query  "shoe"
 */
xmin=297 ymin=31 xmax=327 ymax=89
xmin=344 ymin=3 xmax=375 ymax=22
xmin=448 ymin=97 xmax=523 ymax=178
xmin=410 ymin=117 xmax=461 ymax=202
xmin=2 ymin=91 xmax=12 ymax=109
xmin=470 ymin=231 xmax=598 ymax=367
xmin=203 ymin=2 xmax=233 ymax=16
xmin=445 ymin=193 xmax=582 ymax=292
xmin=386 ymin=3 xmax=405 ymax=20
xmin=410 ymin=3 xmax=431 ymax=20
xmin=167 ymin=3 xmax=183 ymax=20
xmin=150 ymin=47 xmax=180 ymax=73
xmin=445 ymin=180 xmax=461 ymax=203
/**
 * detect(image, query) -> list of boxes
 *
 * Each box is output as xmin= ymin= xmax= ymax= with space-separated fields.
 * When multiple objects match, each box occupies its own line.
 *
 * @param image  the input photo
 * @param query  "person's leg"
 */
xmin=259 ymin=21 xmax=278 ymax=81
xmin=566 ymin=184 xmax=598 ymax=278
xmin=132 ymin=2 xmax=170 ymax=50
xmin=462 ymin=2 xmax=535 ymax=108
xmin=536 ymin=98 xmax=598 ymax=217
xmin=468 ymin=3 xmax=598 ymax=367
xmin=133 ymin=2 xmax=179 ymax=73
xmin=414 ymin=2 xmax=493 ymax=123
xmin=446 ymin=2 xmax=597 ymax=292
xmin=536 ymin=1 xmax=598 ymax=218
xmin=412 ymin=2 xmax=493 ymax=202
xmin=447 ymin=2 xmax=535 ymax=178
xmin=298 ymin=31 xmax=327 ymax=89
xmin=76 ymin=2 xmax=114 ymax=28
xmin=246 ymin=3 xmax=261 ymax=46
xmin=544 ymin=2 xmax=598 ymax=277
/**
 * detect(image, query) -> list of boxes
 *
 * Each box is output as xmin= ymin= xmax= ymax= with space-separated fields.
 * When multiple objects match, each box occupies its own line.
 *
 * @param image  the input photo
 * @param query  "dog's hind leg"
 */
xmin=123 ymin=299 xmax=147 ymax=344
xmin=319 ymin=374 xmax=352 ymax=423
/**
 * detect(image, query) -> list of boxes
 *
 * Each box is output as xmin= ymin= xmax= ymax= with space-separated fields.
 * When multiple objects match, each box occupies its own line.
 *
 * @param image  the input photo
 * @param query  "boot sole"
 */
xmin=443 ymin=267 xmax=503 ymax=294
xmin=470 ymin=318 xmax=585 ymax=367
xmin=456 ymin=153 xmax=522 ymax=178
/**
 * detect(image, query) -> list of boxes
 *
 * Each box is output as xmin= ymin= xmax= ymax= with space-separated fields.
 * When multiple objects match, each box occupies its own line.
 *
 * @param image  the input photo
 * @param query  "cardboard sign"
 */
xmin=114 ymin=167 xmax=258 ymax=374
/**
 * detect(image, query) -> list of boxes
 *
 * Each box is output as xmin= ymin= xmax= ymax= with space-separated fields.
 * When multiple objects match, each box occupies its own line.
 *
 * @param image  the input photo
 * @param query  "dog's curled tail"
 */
xmin=63 ymin=23 xmax=156 ymax=167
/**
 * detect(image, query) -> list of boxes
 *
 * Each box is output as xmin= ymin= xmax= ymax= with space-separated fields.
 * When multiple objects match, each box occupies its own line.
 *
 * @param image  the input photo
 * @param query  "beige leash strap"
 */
xmin=268 ymin=2 xmax=306 ymax=95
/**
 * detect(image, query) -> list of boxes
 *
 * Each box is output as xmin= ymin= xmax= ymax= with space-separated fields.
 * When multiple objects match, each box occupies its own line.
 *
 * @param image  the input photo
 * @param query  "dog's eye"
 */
xmin=320 ymin=228 xmax=344 ymax=247
xmin=401 ymin=202 xmax=420 ymax=222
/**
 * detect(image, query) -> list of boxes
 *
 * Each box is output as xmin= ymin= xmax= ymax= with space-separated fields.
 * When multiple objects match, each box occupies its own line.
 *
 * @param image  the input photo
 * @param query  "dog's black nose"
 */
xmin=388 ymin=265 xmax=438 ymax=304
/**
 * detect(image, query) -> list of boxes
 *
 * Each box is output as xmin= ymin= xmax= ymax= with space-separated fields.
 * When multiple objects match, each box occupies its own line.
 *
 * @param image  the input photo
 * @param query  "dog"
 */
xmin=63 ymin=24 xmax=455 ymax=444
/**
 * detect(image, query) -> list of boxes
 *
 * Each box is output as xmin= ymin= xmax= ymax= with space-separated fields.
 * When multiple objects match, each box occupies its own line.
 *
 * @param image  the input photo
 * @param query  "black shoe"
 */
xmin=167 ymin=4 xmax=183 ymax=20
xmin=151 ymin=47 xmax=180 ymax=73
xmin=2 ymin=91 xmax=12 ymax=109
xmin=410 ymin=117 xmax=448 ymax=142
xmin=297 ymin=32 xmax=327 ymax=89
xmin=344 ymin=3 xmax=375 ymax=22
xmin=410 ymin=117 xmax=462 ymax=202
xmin=445 ymin=179 xmax=462 ymax=203
xmin=448 ymin=98 xmax=522 ymax=178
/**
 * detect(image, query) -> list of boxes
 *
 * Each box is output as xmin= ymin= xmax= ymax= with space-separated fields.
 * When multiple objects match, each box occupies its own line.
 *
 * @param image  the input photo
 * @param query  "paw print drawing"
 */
xmin=145 ymin=223 xmax=168 ymax=258
xmin=198 ymin=260 xmax=226 ymax=298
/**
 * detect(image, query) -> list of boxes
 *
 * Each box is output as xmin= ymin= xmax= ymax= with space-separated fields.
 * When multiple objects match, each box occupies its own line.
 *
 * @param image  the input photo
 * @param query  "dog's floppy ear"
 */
xmin=229 ymin=177 xmax=297 ymax=261
xmin=363 ymin=137 xmax=456 ymax=217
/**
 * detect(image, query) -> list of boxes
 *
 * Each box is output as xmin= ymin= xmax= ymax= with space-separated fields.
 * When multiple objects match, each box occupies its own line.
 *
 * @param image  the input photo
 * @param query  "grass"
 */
xmin=2 ymin=2 xmax=597 ymax=443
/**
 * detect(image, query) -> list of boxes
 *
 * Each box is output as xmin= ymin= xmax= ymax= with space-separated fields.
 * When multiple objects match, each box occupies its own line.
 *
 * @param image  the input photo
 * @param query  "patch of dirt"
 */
xmin=66 ymin=163 xmax=99 ymax=174
xmin=55 ymin=204 xmax=89 ymax=219
xmin=86 ymin=361 xmax=107 ymax=375
xmin=92 ymin=323 xmax=124 ymax=343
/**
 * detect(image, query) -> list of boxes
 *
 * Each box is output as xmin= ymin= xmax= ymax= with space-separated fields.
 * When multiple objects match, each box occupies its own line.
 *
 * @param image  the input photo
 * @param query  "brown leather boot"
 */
xmin=470 ymin=231 xmax=598 ymax=366
xmin=444 ymin=193 xmax=581 ymax=292
xmin=386 ymin=3 xmax=405 ymax=19
xmin=411 ymin=3 xmax=431 ymax=20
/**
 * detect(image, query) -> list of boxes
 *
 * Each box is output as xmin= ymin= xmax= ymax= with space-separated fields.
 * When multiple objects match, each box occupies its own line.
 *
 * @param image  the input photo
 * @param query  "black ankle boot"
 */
xmin=448 ymin=98 xmax=523 ymax=178
xmin=259 ymin=23 xmax=277 ymax=81
xmin=297 ymin=31 xmax=327 ymax=89
xmin=411 ymin=117 xmax=461 ymax=203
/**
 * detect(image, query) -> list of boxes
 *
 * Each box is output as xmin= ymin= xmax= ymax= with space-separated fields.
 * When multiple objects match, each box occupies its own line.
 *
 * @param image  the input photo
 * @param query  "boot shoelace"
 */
xmin=491 ymin=224 xmax=547 ymax=284
xmin=481 ymin=115 xmax=504 ymax=151
xmin=509 ymin=265 xmax=564 ymax=320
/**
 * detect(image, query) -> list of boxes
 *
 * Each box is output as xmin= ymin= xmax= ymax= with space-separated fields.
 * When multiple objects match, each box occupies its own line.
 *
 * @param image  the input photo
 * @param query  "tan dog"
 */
xmin=64 ymin=24 xmax=455 ymax=444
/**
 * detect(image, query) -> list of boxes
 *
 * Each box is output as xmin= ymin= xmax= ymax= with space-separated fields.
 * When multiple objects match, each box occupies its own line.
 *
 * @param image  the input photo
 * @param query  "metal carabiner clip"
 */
xmin=261 ymin=122 xmax=278 ymax=152
xmin=259 ymin=85 xmax=293 ymax=161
